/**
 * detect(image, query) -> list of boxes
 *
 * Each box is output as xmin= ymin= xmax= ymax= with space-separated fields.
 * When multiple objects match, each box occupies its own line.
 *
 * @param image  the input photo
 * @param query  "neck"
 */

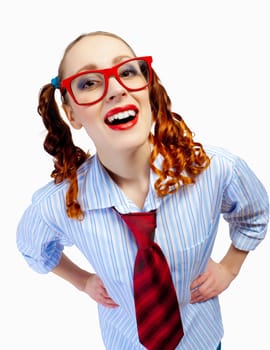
xmin=98 ymin=143 xmax=151 ymax=209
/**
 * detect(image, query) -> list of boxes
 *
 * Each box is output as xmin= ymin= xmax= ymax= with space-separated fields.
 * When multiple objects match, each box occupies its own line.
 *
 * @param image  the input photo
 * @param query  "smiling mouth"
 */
xmin=105 ymin=110 xmax=137 ymax=126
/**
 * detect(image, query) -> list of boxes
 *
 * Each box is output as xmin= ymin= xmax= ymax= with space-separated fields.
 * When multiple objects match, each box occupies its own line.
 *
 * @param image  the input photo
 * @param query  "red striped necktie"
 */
xmin=119 ymin=209 xmax=184 ymax=350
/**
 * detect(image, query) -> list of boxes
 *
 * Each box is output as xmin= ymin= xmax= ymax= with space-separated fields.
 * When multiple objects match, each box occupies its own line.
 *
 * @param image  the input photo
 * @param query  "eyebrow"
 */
xmin=77 ymin=55 xmax=134 ymax=73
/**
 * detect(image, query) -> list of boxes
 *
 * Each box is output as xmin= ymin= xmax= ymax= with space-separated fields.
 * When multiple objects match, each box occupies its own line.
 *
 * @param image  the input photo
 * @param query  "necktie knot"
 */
xmin=120 ymin=210 xmax=156 ymax=249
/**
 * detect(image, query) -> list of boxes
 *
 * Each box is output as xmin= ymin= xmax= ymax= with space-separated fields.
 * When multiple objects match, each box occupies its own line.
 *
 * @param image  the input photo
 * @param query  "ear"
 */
xmin=62 ymin=103 xmax=82 ymax=130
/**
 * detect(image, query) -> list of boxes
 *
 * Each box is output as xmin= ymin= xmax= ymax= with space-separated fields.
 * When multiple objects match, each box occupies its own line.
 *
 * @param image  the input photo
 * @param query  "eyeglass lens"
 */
xmin=70 ymin=59 xmax=150 ymax=105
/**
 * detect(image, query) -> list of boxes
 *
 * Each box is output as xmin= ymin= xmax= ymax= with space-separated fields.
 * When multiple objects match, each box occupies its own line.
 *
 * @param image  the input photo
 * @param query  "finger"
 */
xmin=190 ymin=284 xmax=217 ymax=303
xmin=96 ymin=278 xmax=107 ymax=290
xmin=104 ymin=295 xmax=118 ymax=304
xmin=190 ymin=277 xmax=214 ymax=300
xmin=190 ymin=289 xmax=209 ymax=304
xmin=100 ymin=288 xmax=113 ymax=300
xmin=190 ymin=272 xmax=209 ymax=290
xmin=99 ymin=291 xmax=119 ymax=307
xmin=98 ymin=281 xmax=114 ymax=298
xmin=100 ymin=296 xmax=119 ymax=308
xmin=94 ymin=277 xmax=119 ymax=307
xmin=106 ymin=300 xmax=119 ymax=308
xmin=191 ymin=295 xmax=210 ymax=303
xmin=190 ymin=287 xmax=204 ymax=303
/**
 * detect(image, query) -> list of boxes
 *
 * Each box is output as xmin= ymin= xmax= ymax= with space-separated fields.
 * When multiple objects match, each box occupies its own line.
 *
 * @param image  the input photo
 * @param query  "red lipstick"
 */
xmin=104 ymin=104 xmax=138 ymax=131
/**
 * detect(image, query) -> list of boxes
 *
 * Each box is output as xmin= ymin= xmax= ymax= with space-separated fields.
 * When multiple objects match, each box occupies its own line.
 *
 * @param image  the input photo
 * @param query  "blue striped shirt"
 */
xmin=16 ymin=145 xmax=269 ymax=350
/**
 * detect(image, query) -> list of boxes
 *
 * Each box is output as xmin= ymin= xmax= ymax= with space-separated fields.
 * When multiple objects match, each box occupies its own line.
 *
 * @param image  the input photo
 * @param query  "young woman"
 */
xmin=16 ymin=31 xmax=269 ymax=350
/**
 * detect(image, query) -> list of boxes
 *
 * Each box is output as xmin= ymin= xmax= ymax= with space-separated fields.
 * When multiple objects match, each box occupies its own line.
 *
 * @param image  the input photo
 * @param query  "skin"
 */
xmin=53 ymin=34 xmax=248 ymax=308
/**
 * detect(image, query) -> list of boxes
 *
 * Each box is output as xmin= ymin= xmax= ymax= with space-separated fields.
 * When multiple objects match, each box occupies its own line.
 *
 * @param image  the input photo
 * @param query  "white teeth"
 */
xmin=107 ymin=110 xmax=136 ymax=123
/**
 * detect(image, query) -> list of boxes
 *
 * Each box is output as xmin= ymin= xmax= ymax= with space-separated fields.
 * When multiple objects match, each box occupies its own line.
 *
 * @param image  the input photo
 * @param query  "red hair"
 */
xmin=149 ymin=69 xmax=210 ymax=196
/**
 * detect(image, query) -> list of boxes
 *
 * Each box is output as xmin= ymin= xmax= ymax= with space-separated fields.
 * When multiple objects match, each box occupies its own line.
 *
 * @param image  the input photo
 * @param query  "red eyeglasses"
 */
xmin=60 ymin=56 xmax=153 ymax=106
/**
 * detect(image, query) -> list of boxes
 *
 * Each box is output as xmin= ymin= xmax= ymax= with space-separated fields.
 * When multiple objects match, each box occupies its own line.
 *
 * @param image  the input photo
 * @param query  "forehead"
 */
xmin=62 ymin=35 xmax=135 ymax=77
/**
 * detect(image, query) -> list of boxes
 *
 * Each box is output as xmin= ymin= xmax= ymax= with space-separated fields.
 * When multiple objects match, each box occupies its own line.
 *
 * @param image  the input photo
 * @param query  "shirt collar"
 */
xmin=78 ymin=154 xmax=160 ymax=213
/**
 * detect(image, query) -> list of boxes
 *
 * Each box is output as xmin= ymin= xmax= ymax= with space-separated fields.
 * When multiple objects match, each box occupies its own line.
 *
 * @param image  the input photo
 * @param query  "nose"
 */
xmin=105 ymin=76 xmax=127 ymax=102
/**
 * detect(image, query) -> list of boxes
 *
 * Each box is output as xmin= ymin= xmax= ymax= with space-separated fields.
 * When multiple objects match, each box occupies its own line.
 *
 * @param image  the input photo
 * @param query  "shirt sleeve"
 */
xmin=221 ymin=156 xmax=269 ymax=251
xmin=16 ymin=202 xmax=72 ymax=274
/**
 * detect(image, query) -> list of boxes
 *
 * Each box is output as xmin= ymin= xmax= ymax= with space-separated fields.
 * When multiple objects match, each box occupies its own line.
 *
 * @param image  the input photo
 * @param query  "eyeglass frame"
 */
xmin=60 ymin=56 xmax=153 ymax=106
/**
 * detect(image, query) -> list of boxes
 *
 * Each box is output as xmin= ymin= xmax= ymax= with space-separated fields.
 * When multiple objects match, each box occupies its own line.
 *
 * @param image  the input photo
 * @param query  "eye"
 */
xmin=75 ymin=73 xmax=103 ymax=91
xmin=118 ymin=63 xmax=139 ymax=79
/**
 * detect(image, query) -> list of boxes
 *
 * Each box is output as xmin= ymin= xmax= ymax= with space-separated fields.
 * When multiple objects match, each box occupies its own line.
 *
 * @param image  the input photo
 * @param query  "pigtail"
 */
xmin=149 ymin=70 xmax=210 ymax=196
xmin=37 ymin=83 xmax=88 ymax=219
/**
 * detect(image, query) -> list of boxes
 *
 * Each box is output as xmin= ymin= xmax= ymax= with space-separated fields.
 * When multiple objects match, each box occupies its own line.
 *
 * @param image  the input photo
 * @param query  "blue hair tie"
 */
xmin=51 ymin=76 xmax=60 ymax=89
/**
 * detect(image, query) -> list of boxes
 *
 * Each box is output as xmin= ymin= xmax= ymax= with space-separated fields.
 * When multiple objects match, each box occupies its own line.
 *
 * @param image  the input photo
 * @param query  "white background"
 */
xmin=1 ymin=0 xmax=269 ymax=349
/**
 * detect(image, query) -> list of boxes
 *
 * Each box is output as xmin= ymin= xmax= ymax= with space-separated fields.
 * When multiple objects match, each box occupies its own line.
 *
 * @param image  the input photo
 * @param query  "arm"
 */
xmin=190 ymin=244 xmax=248 ymax=303
xmin=52 ymin=253 xmax=118 ymax=308
xmin=190 ymin=154 xmax=268 ymax=304
xmin=52 ymin=253 xmax=92 ymax=290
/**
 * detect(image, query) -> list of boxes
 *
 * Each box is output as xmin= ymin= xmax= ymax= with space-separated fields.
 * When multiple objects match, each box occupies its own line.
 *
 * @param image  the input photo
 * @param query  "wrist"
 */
xmin=75 ymin=270 xmax=93 ymax=291
xmin=220 ymin=245 xmax=249 ymax=278
xmin=52 ymin=254 xmax=93 ymax=291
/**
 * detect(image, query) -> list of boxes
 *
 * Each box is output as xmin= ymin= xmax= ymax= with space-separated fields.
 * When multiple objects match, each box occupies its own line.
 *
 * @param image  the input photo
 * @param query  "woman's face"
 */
xmin=62 ymin=34 xmax=153 ymax=158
